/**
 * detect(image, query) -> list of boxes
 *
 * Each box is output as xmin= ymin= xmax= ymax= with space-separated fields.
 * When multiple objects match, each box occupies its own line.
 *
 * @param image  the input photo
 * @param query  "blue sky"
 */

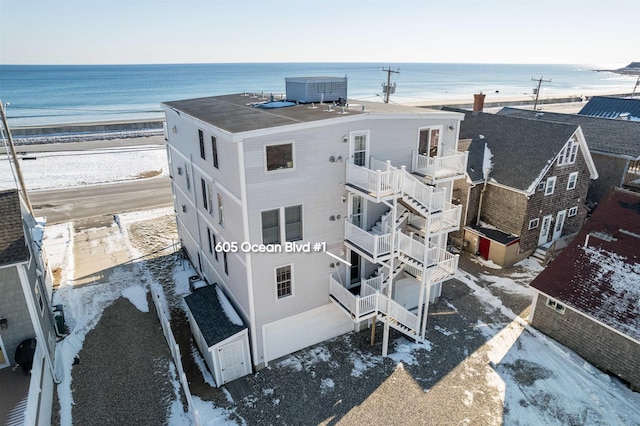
xmin=1 ymin=0 xmax=638 ymax=65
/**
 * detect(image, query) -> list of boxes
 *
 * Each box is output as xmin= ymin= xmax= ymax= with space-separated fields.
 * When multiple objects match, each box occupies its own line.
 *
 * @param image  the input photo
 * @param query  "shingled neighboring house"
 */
xmin=447 ymin=108 xmax=598 ymax=266
xmin=0 ymin=189 xmax=59 ymax=425
xmin=498 ymin=106 xmax=640 ymax=204
xmin=528 ymin=188 xmax=640 ymax=391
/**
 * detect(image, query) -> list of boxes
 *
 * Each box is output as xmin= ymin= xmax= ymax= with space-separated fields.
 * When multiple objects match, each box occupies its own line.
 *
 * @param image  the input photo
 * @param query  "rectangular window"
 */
xmin=207 ymin=184 xmax=214 ymax=215
xmin=285 ymin=205 xmax=303 ymax=242
xmin=223 ymin=252 xmax=228 ymax=275
xmin=265 ymin=143 xmax=294 ymax=171
xmin=201 ymin=178 xmax=208 ymax=211
xmin=276 ymin=265 xmax=292 ymax=299
xmin=545 ymin=176 xmax=556 ymax=195
xmin=199 ymin=129 xmax=205 ymax=160
xmin=568 ymin=206 xmax=578 ymax=217
xmin=418 ymin=127 xmax=441 ymax=157
xmin=537 ymin=182 xmax=545 ymax=192
xmin=567 ymin=172 xmax=578 ymax=190
xmin=546 ymin=298 xmax=565 ymax=314
xmin=185 ymin=164 xmax=191 ymax=191
xmin=211 ymin=136 xmax=219 ymax=169
xmin=557 ymin=138 xmax=578 ymax=166
xmin=217 ymin=193 xmax=224 ymax=226
xmin=207 ymin=227 xmax=213 ymax=254
xmin=212 ymin=233 xmax=218 ymax=260
xmin=528 ymin=218 xmax=539 ymax=229
xmin=35 ymin=281 xmax=44 ymax=315
xmin=261 ymin=209 xmax=280 ymax=244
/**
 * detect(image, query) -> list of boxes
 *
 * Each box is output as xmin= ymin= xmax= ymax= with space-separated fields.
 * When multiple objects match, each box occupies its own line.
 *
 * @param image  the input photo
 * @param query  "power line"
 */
xmin=382 ymin=67 xmax=400 ymax=104
xmin=531 ymin=76 xmax=552 ymax=111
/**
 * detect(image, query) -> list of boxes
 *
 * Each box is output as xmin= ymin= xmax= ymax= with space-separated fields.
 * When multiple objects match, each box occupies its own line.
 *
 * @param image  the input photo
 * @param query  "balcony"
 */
xmin=412 ymin=150 xmax=468 ymax=184
xmin=344 ymin=221 xmax=392 ymax=263
xmin=346 ymin=162 xmax=398 ymax=202
xmin=329 ymin=275 xmax=420 ymax=339
xmin=407 ymin=203 xmax=462 ymax=235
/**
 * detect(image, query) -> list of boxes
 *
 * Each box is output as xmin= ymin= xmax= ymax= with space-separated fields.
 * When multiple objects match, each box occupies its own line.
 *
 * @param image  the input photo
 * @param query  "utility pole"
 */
xmin=382 ymin=67 xmax=399 ymax=104
xmin=0 ymin=99 xmax=35 ymax=215
xmin=531 ymin=76 xmax=552 ymax=111
xmin=632 ymin=75 xmax=640 ymax=98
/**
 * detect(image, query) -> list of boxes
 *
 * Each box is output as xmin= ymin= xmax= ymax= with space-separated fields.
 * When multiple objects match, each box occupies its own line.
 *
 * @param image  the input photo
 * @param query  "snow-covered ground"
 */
xmin=24 ymin=144 xmax=640 ymax=424
xmin=0 ymin=145 xmax=168 ymax=191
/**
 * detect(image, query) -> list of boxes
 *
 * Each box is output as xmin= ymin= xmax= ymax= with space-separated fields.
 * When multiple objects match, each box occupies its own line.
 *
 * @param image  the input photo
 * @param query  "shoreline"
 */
xmin=5 ymin=90 xmax=637 ymax=145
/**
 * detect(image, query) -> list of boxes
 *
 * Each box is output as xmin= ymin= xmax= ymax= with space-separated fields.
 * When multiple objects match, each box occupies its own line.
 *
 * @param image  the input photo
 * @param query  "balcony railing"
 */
xmin=346 ymin=162 xmax=397 ymax=200
xmin=401 ymin=173 xmax=446 ymax=213
xmin=425 ymin=250 xmax=459 ymax=284
xmin=329 ymin=275 xmax=420 ymax=338
xmin=344 ymin=221 xmax=392 ymax=261
xmin=412 ymin=150 xmax=468 ymax=184
xmin=408 ymin=203 xmax=462 ymax=234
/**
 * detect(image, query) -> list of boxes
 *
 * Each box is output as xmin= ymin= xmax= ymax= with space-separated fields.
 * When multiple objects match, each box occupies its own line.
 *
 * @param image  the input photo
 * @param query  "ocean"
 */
xmin=0 ymin=63 xmax=636 ymax=128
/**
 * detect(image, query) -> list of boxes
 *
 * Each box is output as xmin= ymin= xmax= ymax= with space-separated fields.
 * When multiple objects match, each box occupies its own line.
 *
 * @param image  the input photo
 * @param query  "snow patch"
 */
xmin=122 ymin=285 xmax=149 ymax=312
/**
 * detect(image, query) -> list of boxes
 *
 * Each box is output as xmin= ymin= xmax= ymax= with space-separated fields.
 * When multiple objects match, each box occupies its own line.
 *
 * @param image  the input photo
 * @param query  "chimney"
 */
xmin=473 ymin=92 xmax=486 ymax=113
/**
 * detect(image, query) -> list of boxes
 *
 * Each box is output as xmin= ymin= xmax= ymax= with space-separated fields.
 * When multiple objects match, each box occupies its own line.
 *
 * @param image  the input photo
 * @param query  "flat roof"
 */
xmin=163 ymin=93 xmax=459 ymax=134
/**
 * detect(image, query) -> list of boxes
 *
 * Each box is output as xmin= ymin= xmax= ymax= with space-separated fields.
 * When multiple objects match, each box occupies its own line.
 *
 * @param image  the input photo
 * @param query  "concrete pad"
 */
xmin=72 ymin=222 xmax=132 ymax=286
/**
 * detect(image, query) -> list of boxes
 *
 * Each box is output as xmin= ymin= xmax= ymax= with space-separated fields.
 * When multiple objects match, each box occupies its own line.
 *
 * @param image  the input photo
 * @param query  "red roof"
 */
xmin=530 ymin=188 xmax=640 ymax=341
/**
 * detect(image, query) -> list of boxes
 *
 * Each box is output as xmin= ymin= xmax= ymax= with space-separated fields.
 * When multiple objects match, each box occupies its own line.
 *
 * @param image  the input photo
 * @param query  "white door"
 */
xmin=349 ymin=194 xmax=364 ymax=228
xmin=218 ymin=340 xmax=248 ymax=384
xmin=552 ymin=210 xmax=566 ymax=241
xmin=538 ymin=215 xmax=552 ymax=246
xmin=349 ymin=131 xmax=369 ymax=167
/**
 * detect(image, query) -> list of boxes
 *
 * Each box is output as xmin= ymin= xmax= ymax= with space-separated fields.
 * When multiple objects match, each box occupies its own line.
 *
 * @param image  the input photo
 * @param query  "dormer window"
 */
xmin=557 ymin=137 xmax=578 ymax=166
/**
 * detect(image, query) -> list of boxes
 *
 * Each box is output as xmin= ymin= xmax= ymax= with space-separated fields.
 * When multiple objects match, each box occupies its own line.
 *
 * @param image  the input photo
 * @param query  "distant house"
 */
xmin=446 ymin=108 xmax=598 ymax=266
xmin=528 ymin=188 xmax=640 ymax=391
xmin=497 ymin=107 xmax=640 ymax=205
xmin=577 ymin=96 xmax=640 ymax=121
xmin=0 ymin=189 xmax=59 ymax=425
xmin=162 ymin=80 xmax=466 ymax=368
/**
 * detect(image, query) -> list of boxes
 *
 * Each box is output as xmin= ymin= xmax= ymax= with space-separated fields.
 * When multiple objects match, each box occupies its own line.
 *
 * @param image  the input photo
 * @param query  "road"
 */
xmin=30 ymin=177 xmax=173 ymax=225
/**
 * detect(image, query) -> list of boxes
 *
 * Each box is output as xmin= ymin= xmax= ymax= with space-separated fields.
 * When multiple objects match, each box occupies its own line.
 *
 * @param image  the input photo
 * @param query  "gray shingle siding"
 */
xmin=0 ymin=190 xmax=29 ymax=267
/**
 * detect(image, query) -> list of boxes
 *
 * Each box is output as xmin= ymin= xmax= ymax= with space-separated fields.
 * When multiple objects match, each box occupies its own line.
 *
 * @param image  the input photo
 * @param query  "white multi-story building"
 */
xmin=162 ymin=79 xmax=467 ymax=369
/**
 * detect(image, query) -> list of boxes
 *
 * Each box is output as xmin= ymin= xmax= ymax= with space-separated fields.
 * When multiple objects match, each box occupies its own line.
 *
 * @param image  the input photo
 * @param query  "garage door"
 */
xmin=262 ymin=303 xmax=354 ymax=363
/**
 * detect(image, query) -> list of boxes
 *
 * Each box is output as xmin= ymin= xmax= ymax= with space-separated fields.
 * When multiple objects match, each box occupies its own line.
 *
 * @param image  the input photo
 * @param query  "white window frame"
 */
xmin=545 ymin=176 xmax=556 ymax=195
xmin=546 ymin=297 xmax=566 ymax=314
xmin=198 ymin=129 xmax=206 ymax=160
xmin=275 ymin=264 xmax=294 ymax=300
xmin=264 ymin=141 xmax=295 ymax=173
xmin=217 ymin=192 xmax=224 ymax=226
xmin=34 ymin=280 xmax=45 ymax=315
xmin=567 ymin=172 xmax=578 ymax=190
xmin=260 ymin=204 xmax=303 ymax=244
xmin=417 ymin=126 xmax=443 ymax=157
xmin=568 ymin=206 xmax=578 ymax=217
xmin=528 ymin=218 xmax=539 ymax=230
xmin=557 ymin=138 xmax=579 ymax=166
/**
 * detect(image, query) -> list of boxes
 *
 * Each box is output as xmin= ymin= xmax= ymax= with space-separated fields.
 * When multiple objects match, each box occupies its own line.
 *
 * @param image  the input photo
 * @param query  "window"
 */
xmin=557 ymin=138 xmax=579 ymax=166
xmin=201 ymin=178 xmax=208 ymax=211
xmin=207 ymin=184 xmax=214 ymax=215
xmin=35 ymin=281 xmax=44 ymax=315
xmin=212 ymin=233 xmax=218 ymax=260
xmin=185 ymin=164 xmax=191 ymax=191
xmin=261 ymin=205 xmax=303 ymax=244
xmin=546 ymin=298 xmax=565 ymax=314
xmin=199 ymin=129 xmax=205 ymax=160
xmin=537 ymin=182 xmax=545 ymax=192
xmin=265 ymin=143 xmax=294 ymax=171
xmin=528 ymin=218 xmax=539 ymax=229
xmin=567 ymin=172 xmax=578 ymax=190
xmin=217 ymin=193 xmax=224 ymax=226
xmin=568 ymin=206 xmax=578 ymax=217
xmin=207 ymin=227 xmax=213 ymax=254
xmin=261 ymin=209 xmax=280 ymax=244
xmin=545 ymin=176 xmax=556 ymax=195
xmin=276 ymin=265 xmax=293 ymax=299
xmin=223 ymin=252 xmax=228 ymax=275
xmin=285 ymin=205 xmax=303 ymax=242
xmin=418 ymin=127 xmax=441 ymax=157
xmin=211 ymin=136 xmax=219 ymax=169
